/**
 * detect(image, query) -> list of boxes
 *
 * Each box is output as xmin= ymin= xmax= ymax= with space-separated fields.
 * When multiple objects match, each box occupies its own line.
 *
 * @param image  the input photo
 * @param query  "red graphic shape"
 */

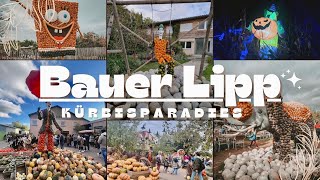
xmin=26 ymin=70 xmax=41 ymax=98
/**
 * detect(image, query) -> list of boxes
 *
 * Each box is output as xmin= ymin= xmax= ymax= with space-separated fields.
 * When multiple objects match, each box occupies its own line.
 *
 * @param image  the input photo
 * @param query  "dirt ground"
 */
xmin=213 ymin=139 xmax=273 ymax=179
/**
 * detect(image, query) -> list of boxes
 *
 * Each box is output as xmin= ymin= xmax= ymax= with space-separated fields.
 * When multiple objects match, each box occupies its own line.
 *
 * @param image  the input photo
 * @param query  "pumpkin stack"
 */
xmin=25 ymin=149 xmax=106 ymax=180
xmin=148 ymin=167 xmax=160 ymax=180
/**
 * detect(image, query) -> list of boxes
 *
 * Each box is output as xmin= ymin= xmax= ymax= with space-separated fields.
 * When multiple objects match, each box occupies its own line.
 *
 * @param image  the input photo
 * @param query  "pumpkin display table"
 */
xmin=22 ymin=148 xmax=106 ymax=180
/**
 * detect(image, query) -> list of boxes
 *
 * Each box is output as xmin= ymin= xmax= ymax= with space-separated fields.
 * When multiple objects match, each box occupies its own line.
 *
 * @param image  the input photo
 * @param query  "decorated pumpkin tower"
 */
xmin=250 ymin=4 xmax=285 ymax=59
xmin=154 ymin=24 xmax=175 ymax=76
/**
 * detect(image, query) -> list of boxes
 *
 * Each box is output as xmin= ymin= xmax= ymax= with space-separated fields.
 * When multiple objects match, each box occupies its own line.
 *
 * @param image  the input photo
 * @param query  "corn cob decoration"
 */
xmin=154 ymin=24 xmax=175 ymax=76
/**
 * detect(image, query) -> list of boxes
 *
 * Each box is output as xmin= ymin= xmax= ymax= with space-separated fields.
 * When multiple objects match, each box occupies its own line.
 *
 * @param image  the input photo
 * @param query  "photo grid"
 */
xmin=5 ymin=0 xmax=320 ymax=180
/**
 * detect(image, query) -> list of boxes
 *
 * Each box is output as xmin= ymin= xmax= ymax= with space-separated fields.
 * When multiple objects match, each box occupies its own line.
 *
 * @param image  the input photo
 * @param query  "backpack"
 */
xmin=199 ymin=158 xmax=205 ymax=171
xmin=156 ymin=156 xmax=161 ymax=163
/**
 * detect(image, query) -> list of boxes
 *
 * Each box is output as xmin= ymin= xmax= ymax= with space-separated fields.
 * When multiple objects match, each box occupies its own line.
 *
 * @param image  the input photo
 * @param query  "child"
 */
xmin=163 ymin=158 xmax=169 ymax=173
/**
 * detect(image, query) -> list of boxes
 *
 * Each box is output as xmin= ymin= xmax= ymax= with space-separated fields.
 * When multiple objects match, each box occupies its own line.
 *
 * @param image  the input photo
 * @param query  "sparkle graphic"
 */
xmin=286 ymin=69 xmax=291 ymax=73
xmin=281 ymin=73 xmax=286 ymax=78
xmin=287 ymin=73 xmax=301 ymax=87
xmin=298 ymin=86 xmax=301 ymax=89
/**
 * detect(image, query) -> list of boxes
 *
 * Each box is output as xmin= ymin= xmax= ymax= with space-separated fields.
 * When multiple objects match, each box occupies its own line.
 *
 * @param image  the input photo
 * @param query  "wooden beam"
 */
xmin=107 ymin=49 xmax=123 ymax=54
xmin=107 ymin=0 xmax=211 ymax=5
xmin=120 ymin=23 xmax=151 ymax=46
xmin=107 ymin=14 xmax=114 ymax=49
xmin=112 ymin=0 xmax=131 ymax=75
xmin=199 ymin=0 xmax=213 ymax=78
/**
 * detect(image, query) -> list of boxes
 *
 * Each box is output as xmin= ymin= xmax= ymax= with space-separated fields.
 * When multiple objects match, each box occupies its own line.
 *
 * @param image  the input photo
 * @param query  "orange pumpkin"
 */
xmin=92 ymin=173 xmax=104 ymax=180
xmin=229 ymin=102 xmax=253 ymax=122
xmin=154 ymin=38 xmax=173 ymax=64
xmin=283 ymin=102 xmax=312 ymax=122
xmin=251 ymin=17 xmax=278 ymax=40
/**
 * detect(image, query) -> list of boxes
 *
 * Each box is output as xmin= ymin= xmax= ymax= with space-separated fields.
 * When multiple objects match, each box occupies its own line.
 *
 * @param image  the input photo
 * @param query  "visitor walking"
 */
xmin=89 ymin=134 xmax=94 ymax=146
xmin=163 ymin=157 xmax=169 ymax=173
xmin=59 ymin=134 xmax=65 ymax=149
xmin=191 ymin=152 xmax=205 ymax=180
xmin=73 ymin=134 xmax=77 ymax=148
xmin=84 ymin=133 xmax=90 ymax=151
xmin=98 ymin=129 xmax=107 ymax=166
xmin=247 ymin=128 xmax=258 ymax=148
xmin=171 ymin=157 xmax=179 ymax=175
xmin=79 ymin=136 xmax=84 ymax=152
xmin=156 ymin=151 xmax=162 ymax=171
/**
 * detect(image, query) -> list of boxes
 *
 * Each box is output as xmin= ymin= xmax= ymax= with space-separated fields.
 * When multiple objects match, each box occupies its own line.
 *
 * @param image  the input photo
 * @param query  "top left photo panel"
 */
xmin=0 ymin=0 xmax=106 ymax=60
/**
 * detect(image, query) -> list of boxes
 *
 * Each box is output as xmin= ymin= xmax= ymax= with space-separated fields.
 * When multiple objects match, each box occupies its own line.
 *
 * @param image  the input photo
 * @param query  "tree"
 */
xmin=107 ymin=5 xmax=150 ymax=54
xmin=12 ymin=121 xmax=29 ymax=130
xmin=107 ymin=121 xmax=140 ymax=152
xmin=154 ymin=121 xmax=213 ymax=155
xmin=76 ymin=32 xmax=106 ymax=48
xmin=73 ymin=123 xmax=86 ymax=133
xmin=19 ymin=40 xmax=37 ymax=48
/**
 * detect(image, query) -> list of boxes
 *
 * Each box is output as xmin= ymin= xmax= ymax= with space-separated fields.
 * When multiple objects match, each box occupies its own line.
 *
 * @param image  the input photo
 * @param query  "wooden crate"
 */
xmin=127 ymin=170 xmax=150 ymax=180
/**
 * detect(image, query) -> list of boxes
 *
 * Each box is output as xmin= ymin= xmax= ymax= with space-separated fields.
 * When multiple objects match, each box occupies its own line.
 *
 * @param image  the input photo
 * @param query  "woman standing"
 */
xmin=247 ymin=129 xmax=258 ymax=148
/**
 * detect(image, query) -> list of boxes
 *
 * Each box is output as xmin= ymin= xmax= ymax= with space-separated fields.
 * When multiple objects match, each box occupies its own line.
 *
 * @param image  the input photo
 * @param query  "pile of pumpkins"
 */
xmin=107 ymin=158 xmax=150 ymax=179
xmin=24 ymin=148 xmax=105 ymax=180
xmin=137 ymin=167 xmax=159 ymax=180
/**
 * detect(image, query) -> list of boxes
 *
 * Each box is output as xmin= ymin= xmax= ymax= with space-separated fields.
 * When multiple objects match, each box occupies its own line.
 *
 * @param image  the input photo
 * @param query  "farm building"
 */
xmin=148 ymin=14 xmax=213 ymax=56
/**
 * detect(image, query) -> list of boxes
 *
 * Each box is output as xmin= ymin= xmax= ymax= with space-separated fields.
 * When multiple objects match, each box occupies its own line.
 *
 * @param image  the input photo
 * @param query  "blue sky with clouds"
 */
xmin=0 ymin=60 xmax=106 ymax=127
xmin=125 ymin=2 xmax=210 ymax=21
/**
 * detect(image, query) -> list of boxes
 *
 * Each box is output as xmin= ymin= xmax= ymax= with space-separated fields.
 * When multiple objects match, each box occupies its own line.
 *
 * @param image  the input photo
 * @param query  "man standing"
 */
xmin=59 ymin=134 xmax=65 ymax=149
xmin=37 ymin=102 xmax=62 ymax=152
xmin=84 ymin=133 xmax=90 ymax=151
xmin=98 ymin=129 xmax=106 ymax=165
xmin=191 ymin=152 xmax=205 ymax=180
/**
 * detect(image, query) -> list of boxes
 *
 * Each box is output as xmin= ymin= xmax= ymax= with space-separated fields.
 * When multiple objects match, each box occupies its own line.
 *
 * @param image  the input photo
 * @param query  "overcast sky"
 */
xmin=1 ymin=0 xmax=106 ymax=41
xmin=216 ymin=60 xmax=320 ymax=111
xmin=124 ymin=2 xmax=210 ymax=21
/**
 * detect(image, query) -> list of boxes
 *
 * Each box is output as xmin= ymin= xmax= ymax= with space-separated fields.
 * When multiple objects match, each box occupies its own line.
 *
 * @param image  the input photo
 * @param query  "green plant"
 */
xmin=107 ymin=54 xmax=142 ymax=75
xmin=203 ymin=64 xmax=213 ymax=80
xmin=207 ymin=56 xmax=213 ymax=64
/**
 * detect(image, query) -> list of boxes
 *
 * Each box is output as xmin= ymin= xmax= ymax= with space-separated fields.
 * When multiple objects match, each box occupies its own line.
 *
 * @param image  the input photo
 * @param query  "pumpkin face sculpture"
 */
xmin=251 ymin=17 xmax=278 ymax=40
xmin=33 ymin=0 xmax=79 ymax=57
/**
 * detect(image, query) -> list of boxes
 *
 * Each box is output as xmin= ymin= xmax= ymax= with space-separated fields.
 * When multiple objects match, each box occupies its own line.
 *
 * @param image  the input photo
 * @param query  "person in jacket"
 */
xmin=191 ymin=152 xmax=205 ymax=180
xmin=98 ymin=129 xmax=107 ymax=165
xmin=37 ymin=102 xmax=62 ymax=152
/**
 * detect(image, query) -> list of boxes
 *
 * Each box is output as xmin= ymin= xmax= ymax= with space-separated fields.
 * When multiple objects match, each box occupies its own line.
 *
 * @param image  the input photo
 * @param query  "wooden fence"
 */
xmin=0 ymin=47 xmax=107 ymax=60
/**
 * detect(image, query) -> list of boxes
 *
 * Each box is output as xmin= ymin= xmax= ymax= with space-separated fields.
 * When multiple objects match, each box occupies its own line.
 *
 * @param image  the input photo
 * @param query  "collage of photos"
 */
xmin=2 ymin=0 xmax=320 ymax=180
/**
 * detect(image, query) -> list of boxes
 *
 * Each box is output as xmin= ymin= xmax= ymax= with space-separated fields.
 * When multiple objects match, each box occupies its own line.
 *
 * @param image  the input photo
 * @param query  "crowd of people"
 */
xmin=54 ymin=133 xmax=100 ymax=152
xmin=150 ymin=148 xmax=212 ymax=180
xmin=5 ymin=133 xmax=37 ymax=150
xmin=4 ymin=130 xmax=107 ymax=166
